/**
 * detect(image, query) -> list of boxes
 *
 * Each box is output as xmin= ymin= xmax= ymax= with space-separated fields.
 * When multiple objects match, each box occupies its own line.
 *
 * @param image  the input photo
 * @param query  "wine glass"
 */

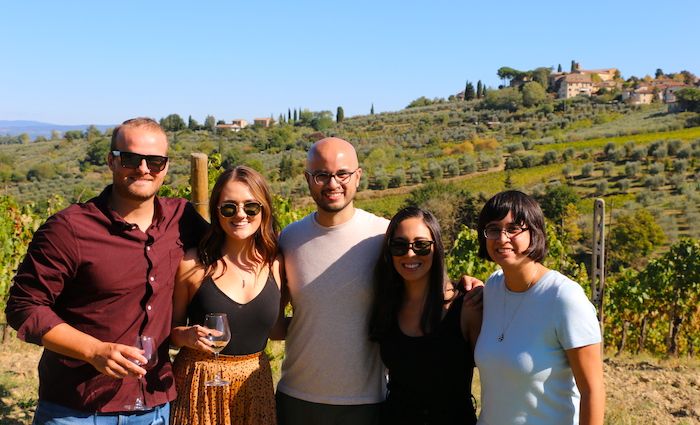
xmin=125 ymin=335 xmax=158 ymax=410
xmin=203 ymin=313 xmax=231 ymax=387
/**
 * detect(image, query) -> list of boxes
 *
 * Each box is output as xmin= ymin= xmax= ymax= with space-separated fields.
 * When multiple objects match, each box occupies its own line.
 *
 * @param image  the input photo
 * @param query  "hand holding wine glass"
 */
xmin=203 ymin=313 xmax=231 ymax=387
xmin=125 ymin=335 xmax=158 ymax=410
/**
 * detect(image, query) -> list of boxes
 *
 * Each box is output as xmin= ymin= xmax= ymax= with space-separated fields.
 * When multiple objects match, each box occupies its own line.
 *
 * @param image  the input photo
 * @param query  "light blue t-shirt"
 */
xmin=475 ymin=269 xmax=601 ymax=425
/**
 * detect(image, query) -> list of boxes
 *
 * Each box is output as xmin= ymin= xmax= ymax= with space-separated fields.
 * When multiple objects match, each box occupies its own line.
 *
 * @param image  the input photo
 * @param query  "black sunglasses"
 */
xmin=218 ymin=201 xmax=263 ymax=217
xmin=388 ymin=239 xmax=435 ymax=256
xmin=112 ymin=150 xmax=168 ymax=172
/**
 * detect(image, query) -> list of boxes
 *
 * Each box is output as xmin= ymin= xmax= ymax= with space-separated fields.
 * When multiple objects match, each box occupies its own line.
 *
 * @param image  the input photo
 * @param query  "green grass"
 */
xmin=534 ymin=126 xmax=700 ymax=152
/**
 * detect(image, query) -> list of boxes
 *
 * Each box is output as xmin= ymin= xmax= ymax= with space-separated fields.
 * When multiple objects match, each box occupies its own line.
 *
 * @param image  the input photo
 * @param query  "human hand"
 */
xmin=184 ymin=325 xmax=218 ymax=353
xmin=87 ymin=341 xmax=148 ymax=379
xmin=458 ymin=275 xmax=484 ymax=292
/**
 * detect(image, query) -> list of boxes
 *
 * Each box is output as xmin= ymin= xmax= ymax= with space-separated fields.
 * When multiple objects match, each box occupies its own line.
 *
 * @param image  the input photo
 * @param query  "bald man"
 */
xmin=276 ymin=138 xmax=388 ymax=425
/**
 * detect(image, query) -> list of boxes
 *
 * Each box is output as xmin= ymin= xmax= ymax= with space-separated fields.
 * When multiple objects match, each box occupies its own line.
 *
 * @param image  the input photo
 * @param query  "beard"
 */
xmin=112 ymin=178 xmax=162 ymax=202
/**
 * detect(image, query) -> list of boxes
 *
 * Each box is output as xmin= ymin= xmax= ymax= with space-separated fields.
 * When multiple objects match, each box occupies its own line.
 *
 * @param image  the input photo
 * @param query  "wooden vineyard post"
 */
xmin=591 ymin=198 xmax=605 ymax=353
xmin=190 ymin=153 xmax=210 ymax=222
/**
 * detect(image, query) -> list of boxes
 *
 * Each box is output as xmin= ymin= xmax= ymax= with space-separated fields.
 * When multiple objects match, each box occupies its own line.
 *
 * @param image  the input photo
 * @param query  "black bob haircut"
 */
xmin=477 ymin=190 xmax=548 ymax=263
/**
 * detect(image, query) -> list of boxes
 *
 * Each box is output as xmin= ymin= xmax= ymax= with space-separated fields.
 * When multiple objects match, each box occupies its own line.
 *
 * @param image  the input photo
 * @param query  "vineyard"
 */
xmin=1 ymin=96 xmax=699 ymax=423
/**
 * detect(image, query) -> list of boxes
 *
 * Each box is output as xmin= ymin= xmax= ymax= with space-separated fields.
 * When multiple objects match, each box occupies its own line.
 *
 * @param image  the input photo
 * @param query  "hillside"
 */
xmin=1 ymin=100 xmax=698 ymax=243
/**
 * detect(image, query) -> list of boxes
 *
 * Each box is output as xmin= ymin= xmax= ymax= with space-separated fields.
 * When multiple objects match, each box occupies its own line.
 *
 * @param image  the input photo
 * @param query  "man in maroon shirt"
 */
xmin=5 ymin=117 xmax=207 ymax=424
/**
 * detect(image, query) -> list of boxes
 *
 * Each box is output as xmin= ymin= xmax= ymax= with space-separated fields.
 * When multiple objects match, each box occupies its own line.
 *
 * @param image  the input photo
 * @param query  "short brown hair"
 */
xmin=477 ymin=190 xmax=548 ymax=263
xmin=110 ymin=117 xmax=166 ymax=151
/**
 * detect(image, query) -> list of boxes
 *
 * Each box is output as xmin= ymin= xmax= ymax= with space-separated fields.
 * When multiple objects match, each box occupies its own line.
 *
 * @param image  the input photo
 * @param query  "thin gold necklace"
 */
xmin=497 ymin=268 xmax=538 ymax=343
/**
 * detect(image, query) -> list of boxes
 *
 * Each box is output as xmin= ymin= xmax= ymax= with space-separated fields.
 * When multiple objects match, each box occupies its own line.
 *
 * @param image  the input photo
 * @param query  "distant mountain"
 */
xmin=0 ymin=120 xmax=114 ymax=140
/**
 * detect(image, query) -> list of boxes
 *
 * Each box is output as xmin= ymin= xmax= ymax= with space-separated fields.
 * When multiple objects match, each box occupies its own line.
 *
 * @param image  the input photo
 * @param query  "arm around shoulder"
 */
xmin=169 ymin=249 xmax=212 ymax=353
xmin=268 ymin=254 xmax=290 ymax=340
xmin=460 ymin=285 xmax=483 ymax=353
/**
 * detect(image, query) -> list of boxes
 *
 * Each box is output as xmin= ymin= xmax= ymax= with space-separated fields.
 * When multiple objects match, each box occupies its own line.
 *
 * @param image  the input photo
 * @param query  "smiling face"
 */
xmin=305 ymin=137 xmax=362 ymax=224
xmin=108 ymin=125 xmax=169 ymax=202
xmin=485 ymin=211 xmax=533 ymax=270
xmin=390 ymin=217 xmax=435 ymax=286
xmin=217 ymin=180 xmax=263 ymax=243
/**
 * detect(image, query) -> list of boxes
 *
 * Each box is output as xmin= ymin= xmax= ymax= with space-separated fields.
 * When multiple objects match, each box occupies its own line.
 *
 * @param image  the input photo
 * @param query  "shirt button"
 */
xmin=150 ymin=276 xmax=155 ymax=282
xmin=147 ymin=305 xmax=152 ymax=311
xmin=146 ymin=246 xmax=151 ymax=251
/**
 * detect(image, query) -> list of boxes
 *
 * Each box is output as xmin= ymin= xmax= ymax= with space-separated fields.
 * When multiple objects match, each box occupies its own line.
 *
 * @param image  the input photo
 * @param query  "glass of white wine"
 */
xmin=203 ymin=313 xmax=231 ymax=387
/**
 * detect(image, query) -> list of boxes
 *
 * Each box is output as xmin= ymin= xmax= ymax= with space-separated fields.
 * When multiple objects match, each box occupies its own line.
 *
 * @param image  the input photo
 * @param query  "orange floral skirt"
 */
xmin=171 ymin=347 xmax=276 ymax=425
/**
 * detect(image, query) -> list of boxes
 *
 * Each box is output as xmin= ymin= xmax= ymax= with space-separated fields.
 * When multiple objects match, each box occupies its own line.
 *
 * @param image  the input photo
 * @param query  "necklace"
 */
xmin=497 ymin=268 xmax=538 ymax=342
xmin=223 ymin=255 xmax=259 ymax=289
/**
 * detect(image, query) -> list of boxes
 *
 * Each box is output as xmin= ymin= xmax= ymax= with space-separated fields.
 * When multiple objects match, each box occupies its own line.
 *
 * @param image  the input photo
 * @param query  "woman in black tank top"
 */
xmin=369 ymin=207 xmax=482 ymax=425
xmin=169 ymin=166 xmax=286 ymax=425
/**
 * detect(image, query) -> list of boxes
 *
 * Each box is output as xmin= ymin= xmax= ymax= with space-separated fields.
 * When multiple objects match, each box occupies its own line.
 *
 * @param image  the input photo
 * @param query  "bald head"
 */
xmin=306 ymin=137 xmax=359 ymax=169
xmin=305 ymin=137 xmax=362 ymax=224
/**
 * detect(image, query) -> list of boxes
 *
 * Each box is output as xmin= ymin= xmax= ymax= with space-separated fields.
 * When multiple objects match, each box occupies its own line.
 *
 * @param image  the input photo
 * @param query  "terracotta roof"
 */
xmin=579 ymin=68 xmax=617 ymax=74
xmin=563 ymin=74 xmax=592 ymax=83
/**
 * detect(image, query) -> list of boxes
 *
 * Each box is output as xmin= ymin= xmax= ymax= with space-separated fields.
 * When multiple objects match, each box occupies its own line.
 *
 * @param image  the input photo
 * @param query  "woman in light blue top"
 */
xmin=474 ymin=190 xmax=604 ymax=425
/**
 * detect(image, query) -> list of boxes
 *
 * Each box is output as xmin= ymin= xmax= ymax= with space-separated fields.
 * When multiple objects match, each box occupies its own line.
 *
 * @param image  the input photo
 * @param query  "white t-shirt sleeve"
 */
xmin=554 ymin=281 xmax=602 ymax=350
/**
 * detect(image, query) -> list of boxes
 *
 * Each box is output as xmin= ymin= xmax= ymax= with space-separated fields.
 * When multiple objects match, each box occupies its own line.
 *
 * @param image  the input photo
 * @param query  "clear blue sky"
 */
xmin=2 ymin=0 xmax=698 ymax=125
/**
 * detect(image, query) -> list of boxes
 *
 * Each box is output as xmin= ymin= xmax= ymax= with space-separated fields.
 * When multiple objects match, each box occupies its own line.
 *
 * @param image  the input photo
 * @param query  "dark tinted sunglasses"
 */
xmin=112 ymin=150 xmax=168 ymax=172
xmin=388 ymin=239 xmax=435 ymax=256
xmin=218 ymin=202 xmax=263 ymax=217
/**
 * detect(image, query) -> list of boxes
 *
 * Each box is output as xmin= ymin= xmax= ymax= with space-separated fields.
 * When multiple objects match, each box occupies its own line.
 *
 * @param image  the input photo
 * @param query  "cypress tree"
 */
xmin=557 ymin=64 xmax=562 ymax=72
xmin=288 ymin=108 xmax=291 ymax=121
xmin=370 ymin=103 xmax=375 ymax=115
xmin=336 ymin=106 xmax=344 ymax=123
xmin=465 ymin=82 xmax=476 ymax=100
xmin=476 ymin=80 xmax=483 ymax=99
xmin=293 ymin=109 xmax=297 ymax=122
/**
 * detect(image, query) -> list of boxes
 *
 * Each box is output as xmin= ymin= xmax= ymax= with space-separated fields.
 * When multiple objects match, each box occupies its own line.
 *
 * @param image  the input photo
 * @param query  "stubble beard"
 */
xmin=114 ymin=178 xmax=161 ymax=203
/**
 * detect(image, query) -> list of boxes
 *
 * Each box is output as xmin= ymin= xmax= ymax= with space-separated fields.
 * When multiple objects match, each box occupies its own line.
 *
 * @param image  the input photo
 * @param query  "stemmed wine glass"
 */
xmin=204 ymin=312 xmax=231 ymax=387
xmin=125 ymin=335 xmax=158 ymax=411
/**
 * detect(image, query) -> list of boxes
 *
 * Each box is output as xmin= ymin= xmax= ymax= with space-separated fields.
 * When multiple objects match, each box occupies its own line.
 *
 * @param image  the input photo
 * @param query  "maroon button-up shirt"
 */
xmin=5 ymin=186 xmax=207 ymax=413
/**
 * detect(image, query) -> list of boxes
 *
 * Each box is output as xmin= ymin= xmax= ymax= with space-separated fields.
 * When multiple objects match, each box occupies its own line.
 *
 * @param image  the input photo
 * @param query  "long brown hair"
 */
xmin=198 ymin=166 xmax=279 ymax=279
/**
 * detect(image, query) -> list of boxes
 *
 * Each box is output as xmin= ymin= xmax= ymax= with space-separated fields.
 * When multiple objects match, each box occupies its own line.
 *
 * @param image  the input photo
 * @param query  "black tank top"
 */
xmin=186 ymin=272 xmax=280 ymax=355
xmin=379 ymin=295 xmax=477 ymax=425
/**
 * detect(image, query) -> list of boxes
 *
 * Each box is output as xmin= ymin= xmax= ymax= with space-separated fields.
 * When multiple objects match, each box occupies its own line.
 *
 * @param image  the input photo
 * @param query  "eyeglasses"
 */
xmin=388 ymin=239 xmax=435 ymax=256
xmin=111 ymin=150 xmax=168 ymax=172
xmin=218 ymin=201 xmax=263 ymax=217
xmin=483 ymin=225 xmax=529 ymax=240
xmin=305 ymin=169 xmax=359 ymax=185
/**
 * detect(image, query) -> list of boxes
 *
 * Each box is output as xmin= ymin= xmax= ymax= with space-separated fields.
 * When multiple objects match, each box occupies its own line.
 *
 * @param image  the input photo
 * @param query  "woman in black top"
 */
xmin=369 ymin=207 xmax=481 ymax=425
xmin=169 ymin=166 xmax=286 ymax=425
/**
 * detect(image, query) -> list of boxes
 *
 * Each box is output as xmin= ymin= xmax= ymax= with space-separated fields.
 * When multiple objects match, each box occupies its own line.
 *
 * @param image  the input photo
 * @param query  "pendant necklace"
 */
xmin=224 ymin=254 xmax=257 ymax=289
xmin=497 ymin=268 xmax=537 ymax=342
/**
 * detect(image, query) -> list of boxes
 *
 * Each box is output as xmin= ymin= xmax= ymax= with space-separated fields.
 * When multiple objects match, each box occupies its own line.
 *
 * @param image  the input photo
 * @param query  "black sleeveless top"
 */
xmin=186 ymin=272 xmax=280 ymax=355
xmin=379 ymin=294 xmax=477 ymax=425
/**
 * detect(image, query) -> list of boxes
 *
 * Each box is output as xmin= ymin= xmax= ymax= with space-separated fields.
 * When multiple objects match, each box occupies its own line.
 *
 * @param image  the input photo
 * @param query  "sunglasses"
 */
xmin=388 ymin=239 xmax=435 ymax=256
xmin=112 ymin=150 xmax=168 ymax=172
xmin=218 ymin=201 xmax=263 ymax=217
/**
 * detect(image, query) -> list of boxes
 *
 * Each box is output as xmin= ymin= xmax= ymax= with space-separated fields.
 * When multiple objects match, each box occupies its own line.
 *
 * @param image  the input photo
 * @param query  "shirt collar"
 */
xmin=93 ymin=185 xmax=166 ymax=232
